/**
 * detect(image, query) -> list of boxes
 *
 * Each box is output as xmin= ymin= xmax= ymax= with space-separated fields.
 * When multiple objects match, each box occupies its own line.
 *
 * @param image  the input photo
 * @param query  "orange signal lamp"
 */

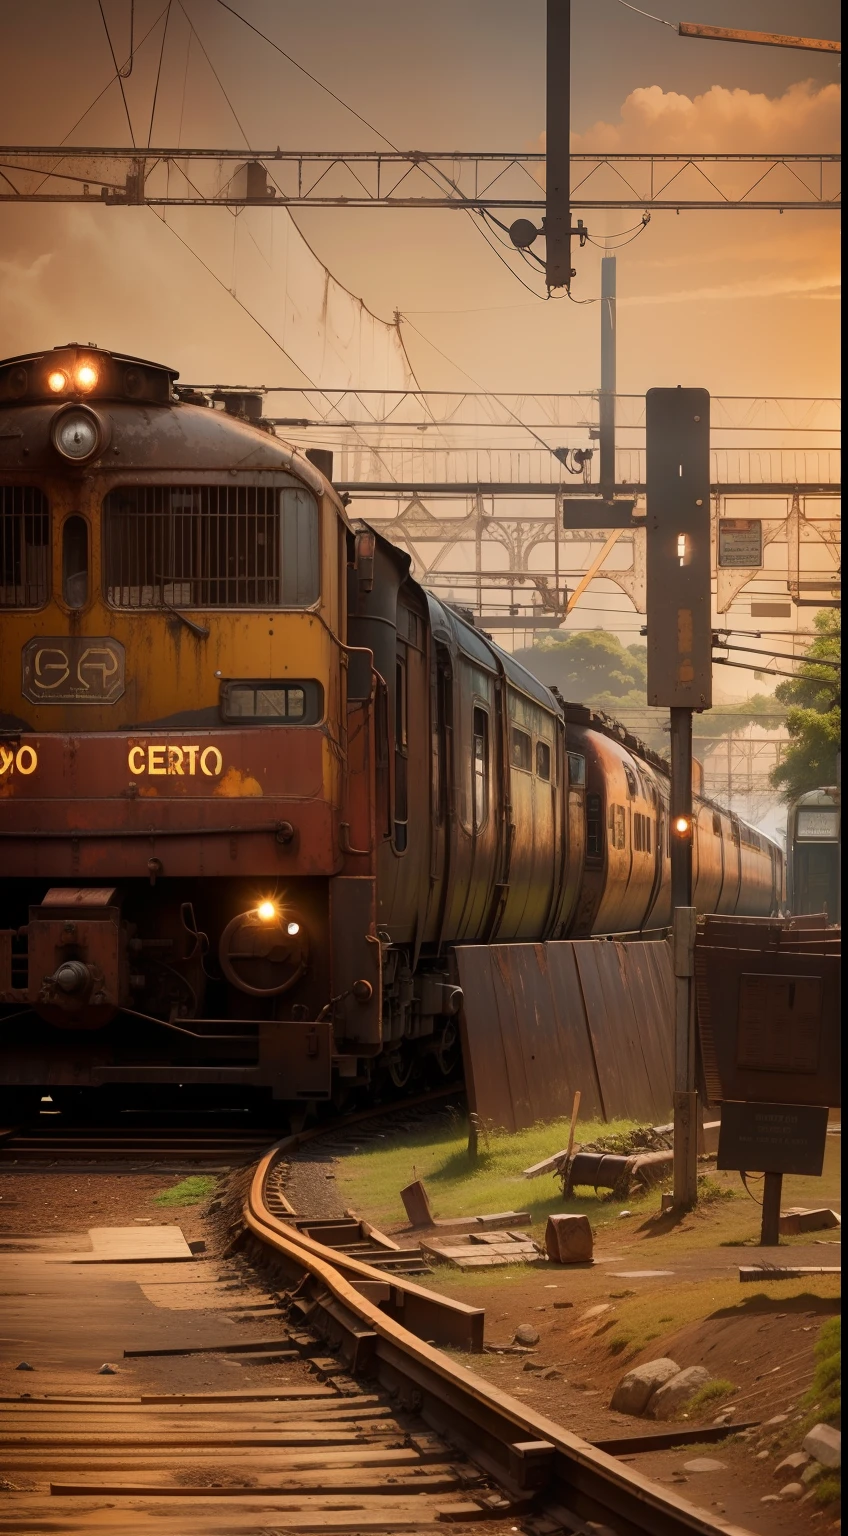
xmin=674 ymin=815 xmax=692 ymax=836
xmin=76 ymin=363 xmax=98 ymax=391
xmin=256 ymin=900 xmax=277 ymax=921
xmin=47 ymin=370 xmax=68 ymax=393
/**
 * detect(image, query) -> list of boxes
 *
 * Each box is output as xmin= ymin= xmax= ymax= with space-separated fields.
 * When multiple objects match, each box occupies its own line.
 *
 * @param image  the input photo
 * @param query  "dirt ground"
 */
xmin=1 ymin=1138 xmax=840 ymax=1536
xmin=283 ymin=1123 xmax=842 ymax=1536
xmin=0 ymin=1167 xmax=217 ymax=1246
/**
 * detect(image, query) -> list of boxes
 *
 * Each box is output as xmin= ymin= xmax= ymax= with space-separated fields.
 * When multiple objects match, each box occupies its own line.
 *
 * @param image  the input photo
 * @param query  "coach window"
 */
xmin=472 ymin=707 xmax=489 ymax=832
xmin=394 ymin=656 xmax=408 ymax=850
xmin=62 ymin=515 xmax=89 ymax=609
xmin=623 ymin=765 xmax=637 ymax=798
xmin=535 ymin=740 xmax=551 ymax=781
xmin=510 ymin=726 xmax=532 ymax=771
xmin=586 ymin=792 xmax=603 ymax=858
xmin=609 ymin=803 xmax=626 ymax=850
xmin=567 ymin=753 xmax=586 ymax=787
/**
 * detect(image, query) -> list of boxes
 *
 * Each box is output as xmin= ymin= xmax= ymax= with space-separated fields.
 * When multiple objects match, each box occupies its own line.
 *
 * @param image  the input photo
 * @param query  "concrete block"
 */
xmin=802 ymin=1423 xmax=840 ymax=1469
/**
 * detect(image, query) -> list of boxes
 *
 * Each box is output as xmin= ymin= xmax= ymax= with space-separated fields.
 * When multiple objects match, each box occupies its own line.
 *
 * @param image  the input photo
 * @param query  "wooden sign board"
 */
xmin=717 ymin=1101 xmax=828 ymax=1177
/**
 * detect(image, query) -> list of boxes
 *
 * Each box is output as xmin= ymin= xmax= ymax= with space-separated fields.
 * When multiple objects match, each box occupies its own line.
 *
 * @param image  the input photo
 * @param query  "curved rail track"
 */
xmin=0 ymin=1101 xmax=756 ymax=1534
xmin=244 ymin=1128 xmax=756 ymax=1536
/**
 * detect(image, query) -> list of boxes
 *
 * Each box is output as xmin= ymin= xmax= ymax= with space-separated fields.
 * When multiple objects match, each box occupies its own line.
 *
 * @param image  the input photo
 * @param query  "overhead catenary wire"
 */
xmin=146 ymin=2 xmax=173 ymax=149
xmin=613 ymin=0 xmax=678 ymax=31
xmin=97 ymin=0 xmax=137 ymax=146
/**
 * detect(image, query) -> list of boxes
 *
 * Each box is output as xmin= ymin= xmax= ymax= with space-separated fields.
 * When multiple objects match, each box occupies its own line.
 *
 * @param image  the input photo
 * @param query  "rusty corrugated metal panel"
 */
xmin=457 ymin=938 xmax=673 ymax=1132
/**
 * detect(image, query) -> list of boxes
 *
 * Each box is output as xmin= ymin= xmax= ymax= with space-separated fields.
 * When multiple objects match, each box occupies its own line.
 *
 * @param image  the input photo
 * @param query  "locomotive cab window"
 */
xmin=61 ymin=515 xmax=88 ymax=609
xmin=103 ymin=484 xmax=319 ymax=608
xmin=535 ymin=740 xmax=551 ymax=781
xmin=221 ymin=679 xmax=322 ymax=724
xmin=510 ymin=726 xmax=532 ymax=772
xmin=0 ymin=487 xmax=50 ymax=608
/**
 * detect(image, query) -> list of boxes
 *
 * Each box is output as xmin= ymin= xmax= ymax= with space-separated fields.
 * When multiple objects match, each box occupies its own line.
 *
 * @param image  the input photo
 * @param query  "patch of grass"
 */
xmin=797 ymin=1316 xmax=840 ymax=1434
xmin=154 ymin=1175 xmax=218 ymax=1208
xmin=814 ymin=1474 xmax=841 ymax=1507
xmin=608 ymin=1332 xmax=635 ymax=1355
xmin=686 ymin=1378 xmax=736 ymax=1415
xmin=334 ymin=1112 xmax=648 ymax=1233
xmin=696 ymin=1177 xmax=735 ymax=1204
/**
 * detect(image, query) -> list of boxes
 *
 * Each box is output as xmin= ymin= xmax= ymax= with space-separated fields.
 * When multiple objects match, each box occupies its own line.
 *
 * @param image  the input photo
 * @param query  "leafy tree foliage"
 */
xmin=514 ymin=630 xmax=649 ymax=711
xmin=770 ymin=610 xmax=841 ymax=803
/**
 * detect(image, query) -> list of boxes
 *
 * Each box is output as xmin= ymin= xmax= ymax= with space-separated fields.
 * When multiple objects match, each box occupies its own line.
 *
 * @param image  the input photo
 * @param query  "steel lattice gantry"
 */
xmin=0 ymin=147 xmax=840 ymax=210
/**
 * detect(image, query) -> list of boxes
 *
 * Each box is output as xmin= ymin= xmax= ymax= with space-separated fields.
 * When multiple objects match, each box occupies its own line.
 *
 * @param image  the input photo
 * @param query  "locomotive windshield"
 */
xmin=103 ymin=483 xmax=319 ymax=609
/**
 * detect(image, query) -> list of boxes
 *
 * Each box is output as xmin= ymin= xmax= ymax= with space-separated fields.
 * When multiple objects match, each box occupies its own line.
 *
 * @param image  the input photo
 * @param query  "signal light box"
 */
xmin=646 ymin=387 xmax=712 ymax=709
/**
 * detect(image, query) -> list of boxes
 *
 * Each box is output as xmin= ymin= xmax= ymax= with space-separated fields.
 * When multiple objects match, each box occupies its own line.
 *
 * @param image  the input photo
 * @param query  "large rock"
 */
xmin=647 ymin=1365 xmax=710 ymax=1420
xmin=545 ymin=1214 xmax=593 ymax=1264
xmin=610 ymin=1358 xmax=681 ymax=1417
xmin=802 ymin=1423 xmax=841 ymax=1469
xmin=513 ymin=1324 xmax=540 ymax=1347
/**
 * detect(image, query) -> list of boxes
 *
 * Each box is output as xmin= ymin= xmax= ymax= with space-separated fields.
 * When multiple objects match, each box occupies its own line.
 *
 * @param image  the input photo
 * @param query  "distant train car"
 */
xmin=787 ymin=787 xmax=841 ymax=921
xmin=0 ymin=346 xmax=784 ymax=1112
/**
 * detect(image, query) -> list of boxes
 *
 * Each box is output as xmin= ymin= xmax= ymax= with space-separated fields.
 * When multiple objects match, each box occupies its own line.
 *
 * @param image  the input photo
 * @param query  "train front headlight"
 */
xmin=75 ymin=362 xmax=99 ymax=392
xmin=47 ymin=369 xmax=68 ymax=393
xmin=51 ymin=406 xmax=102 ymax=462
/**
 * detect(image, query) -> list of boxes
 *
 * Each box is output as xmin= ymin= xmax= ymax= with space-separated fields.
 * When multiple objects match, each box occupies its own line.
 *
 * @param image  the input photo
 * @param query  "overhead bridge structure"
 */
xmin=0 ymin=147 xmax=840 ymax=211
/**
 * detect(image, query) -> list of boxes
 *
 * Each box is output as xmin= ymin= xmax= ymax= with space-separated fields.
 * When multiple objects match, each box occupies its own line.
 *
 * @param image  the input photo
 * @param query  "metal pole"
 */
xmin=600 ymin=254 xmax=616 ymax=497
xmin=670 ymin=707 xmax=694 ymax=910
xmin=761 ymin=1171 xmax=783 ymax=1245
xmin=545 ymin=0 xmax=573 ymax=290
xmin=670 ymin=706 xmax=698 ymax=1208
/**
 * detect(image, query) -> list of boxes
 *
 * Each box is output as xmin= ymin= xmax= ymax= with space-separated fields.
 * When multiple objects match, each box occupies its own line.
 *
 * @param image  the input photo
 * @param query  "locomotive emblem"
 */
xmin=22 ymin=637 xmax=125 ymax=704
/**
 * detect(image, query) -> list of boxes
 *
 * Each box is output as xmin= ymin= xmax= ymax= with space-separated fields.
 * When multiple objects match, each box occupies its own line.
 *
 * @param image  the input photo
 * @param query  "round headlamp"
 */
xmin=51 ymin=405 xmax=102 ymax=463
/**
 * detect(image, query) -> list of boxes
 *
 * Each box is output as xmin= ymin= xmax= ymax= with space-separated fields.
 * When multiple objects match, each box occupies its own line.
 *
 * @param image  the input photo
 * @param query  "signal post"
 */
xmin=646 ymin=387 xmax=712 ymax=1210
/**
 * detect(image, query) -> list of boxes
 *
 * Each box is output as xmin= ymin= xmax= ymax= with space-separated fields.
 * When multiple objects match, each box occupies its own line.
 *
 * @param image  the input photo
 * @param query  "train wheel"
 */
xmin=432 ymin=1020 xmax=460 ymax=1079
xmin=388 ymin=1046 xmax=415 ymax=1091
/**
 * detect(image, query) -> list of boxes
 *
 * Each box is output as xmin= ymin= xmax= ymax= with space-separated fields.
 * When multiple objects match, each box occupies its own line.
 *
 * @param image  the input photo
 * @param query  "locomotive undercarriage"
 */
xmin=0 ymin=877 xmax=463 ymax=1109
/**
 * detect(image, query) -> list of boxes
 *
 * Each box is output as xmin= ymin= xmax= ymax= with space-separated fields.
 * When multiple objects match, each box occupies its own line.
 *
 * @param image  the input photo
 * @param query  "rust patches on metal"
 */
xmin=214 ymin=766 xmax=264 ymax=798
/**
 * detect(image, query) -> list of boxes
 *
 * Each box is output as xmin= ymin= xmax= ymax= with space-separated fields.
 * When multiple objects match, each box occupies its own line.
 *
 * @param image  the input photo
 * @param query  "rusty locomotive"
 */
xmin=0 ymin=346 xmax=784 ymax=1112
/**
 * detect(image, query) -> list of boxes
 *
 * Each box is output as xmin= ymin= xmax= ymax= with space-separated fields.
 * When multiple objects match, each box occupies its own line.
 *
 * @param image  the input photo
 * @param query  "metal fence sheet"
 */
xmin=456 ymin=939 xmax=674 ymax=1132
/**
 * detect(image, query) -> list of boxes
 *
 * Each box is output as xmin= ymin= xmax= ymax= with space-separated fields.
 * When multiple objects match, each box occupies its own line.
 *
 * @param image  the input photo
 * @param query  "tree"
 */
xmin=514 ymin=630 xmax=648 ymax=704
xmin=770 ymin=610 xmax=841 ymax=803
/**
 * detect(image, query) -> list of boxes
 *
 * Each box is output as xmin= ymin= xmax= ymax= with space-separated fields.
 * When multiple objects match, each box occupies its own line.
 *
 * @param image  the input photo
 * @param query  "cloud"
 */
xmin=571 ymin=80 xmax=841 ymax=155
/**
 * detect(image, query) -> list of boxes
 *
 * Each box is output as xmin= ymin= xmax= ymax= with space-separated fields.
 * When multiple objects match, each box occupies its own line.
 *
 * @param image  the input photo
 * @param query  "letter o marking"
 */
xmin=200 ymin=746 xmax=223 ymax=777
xmin=15 ymin=745 xmax=38 ymax=775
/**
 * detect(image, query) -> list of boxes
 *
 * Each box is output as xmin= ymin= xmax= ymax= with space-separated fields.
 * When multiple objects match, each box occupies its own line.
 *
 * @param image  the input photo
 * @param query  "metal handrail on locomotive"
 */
xmin=0 ymin=346 xmax=784 ymax=1109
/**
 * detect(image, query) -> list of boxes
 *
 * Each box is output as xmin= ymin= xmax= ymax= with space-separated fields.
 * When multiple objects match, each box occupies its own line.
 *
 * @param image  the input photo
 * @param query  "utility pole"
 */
xmin=599 ymin=254 xmax=616 ymax=499
xmin=540 ymin=0 xmax=588 ymax=291
xmin=646 ymin=387 xmax=712 ymax=1211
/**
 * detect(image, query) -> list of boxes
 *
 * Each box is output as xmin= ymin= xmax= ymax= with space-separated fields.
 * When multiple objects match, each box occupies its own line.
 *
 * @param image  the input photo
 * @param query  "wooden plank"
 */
xmin=592 ymin=1421 xmax=759 ymax=1455
xmin=140 ymin=1387 xmax=339 ymax=1401
xmin=123 ymin=1339 xmax=296 ymax=1358
xmin=739 ymin=1265 xmax=840 ymax=1281
xmin=74 ymin=1226 xmax=194 ymax=1262
xmin=50 ymin=1473 xmax=469 ymax=1496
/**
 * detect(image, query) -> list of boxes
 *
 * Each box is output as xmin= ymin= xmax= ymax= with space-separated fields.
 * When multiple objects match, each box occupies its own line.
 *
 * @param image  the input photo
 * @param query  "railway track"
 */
xmin=0 ymin=1103 xmax=756 ymax=1534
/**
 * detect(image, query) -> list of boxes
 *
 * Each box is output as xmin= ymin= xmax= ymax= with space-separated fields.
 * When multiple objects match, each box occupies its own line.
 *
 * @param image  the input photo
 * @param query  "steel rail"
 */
xmin=246 ymin=1136 xmax=755 ymax=1536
